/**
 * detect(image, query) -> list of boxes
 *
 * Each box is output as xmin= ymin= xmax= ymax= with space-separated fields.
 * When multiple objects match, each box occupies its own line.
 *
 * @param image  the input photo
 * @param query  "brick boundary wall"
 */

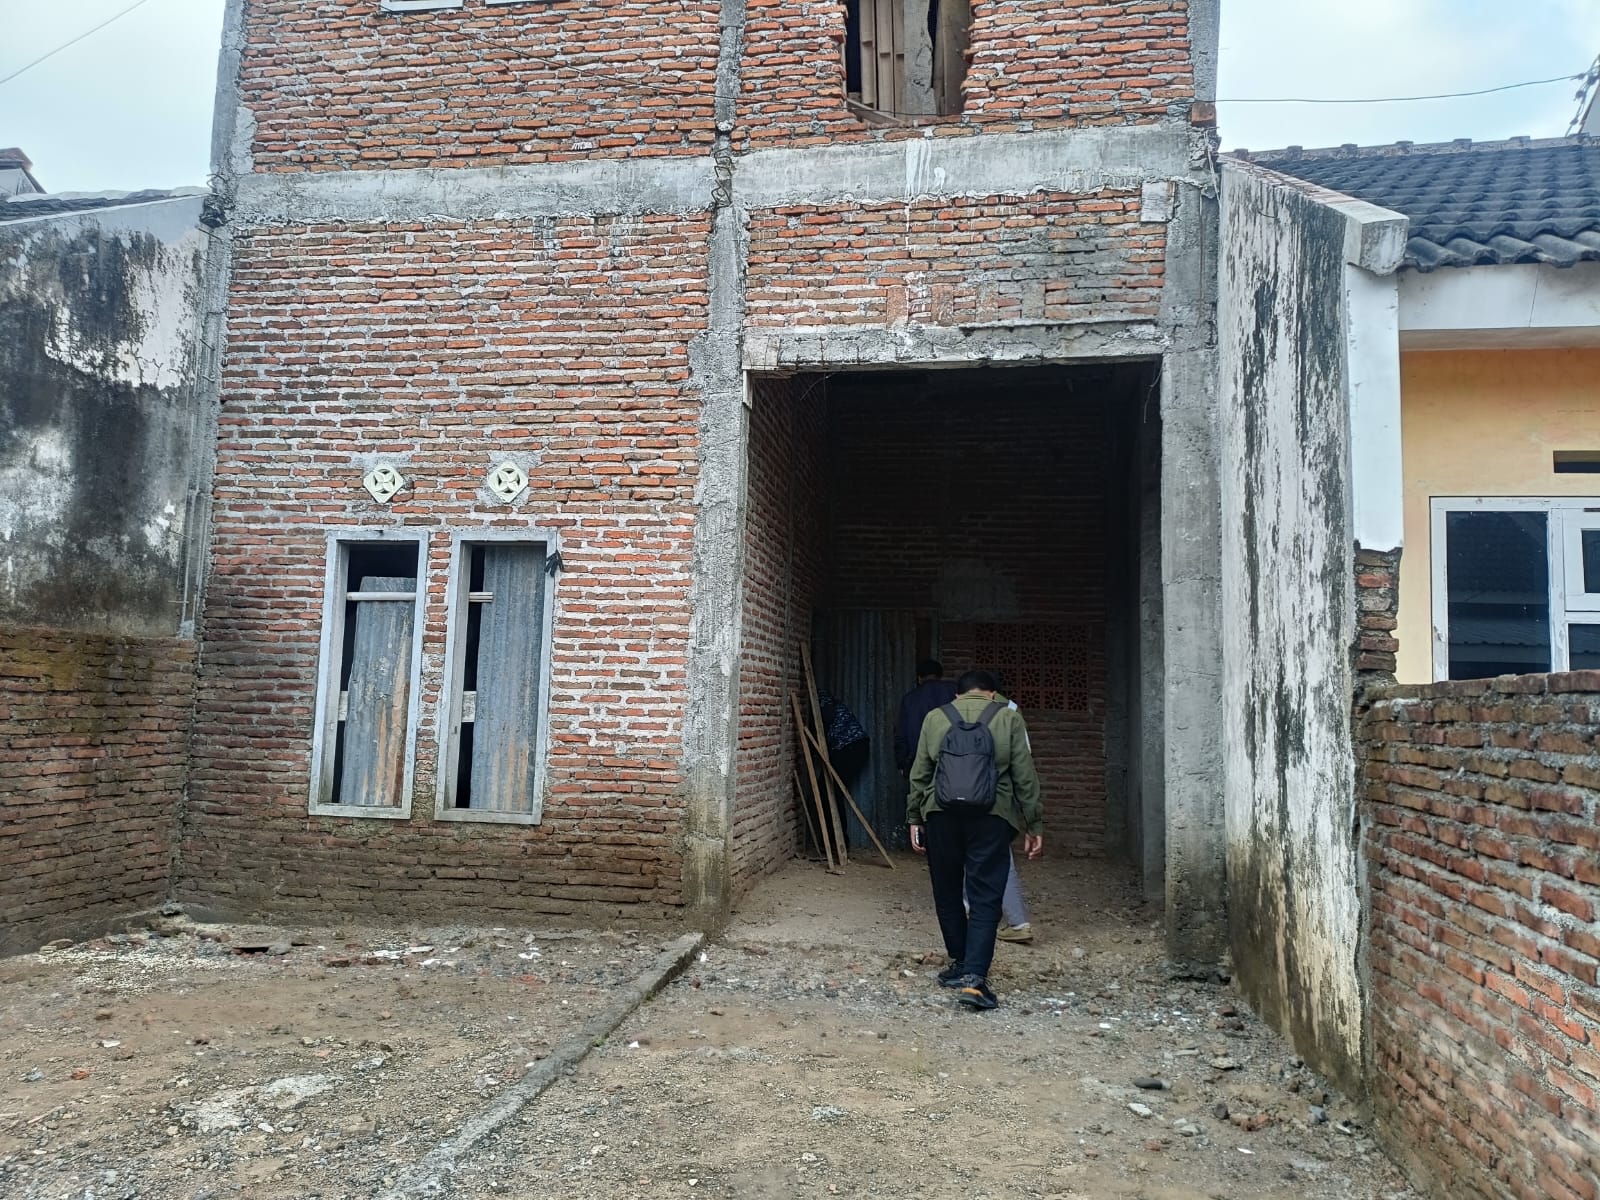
xmin=0 ymin=627 xmax=195 ymax=956
xmin=1360 ymin=673 xmax=1600 ymax=1200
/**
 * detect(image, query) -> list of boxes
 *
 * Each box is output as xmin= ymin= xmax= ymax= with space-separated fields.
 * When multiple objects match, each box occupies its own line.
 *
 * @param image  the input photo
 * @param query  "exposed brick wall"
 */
xmin=739 ymin=0 xmax=1195 ymax=148
xmin=732 ymin=379 xmax=827 ymax=891
xmin=182 ymin=216 xmax=710 ymax=923
xmin=1354 ymin=546 xmax=1400 ymax=684
xmin=822 ymin=383 xmax=1112 ymax=853
xmin=0 ymin=627 xmax=194 ymax=955
xmin=1361 ymin=674 xmax=1600 ymax=1200
xmin=745 ymin=192 xmax=1165 ymax=328
xmin=241 ymin=0 xmax=720 ymax=171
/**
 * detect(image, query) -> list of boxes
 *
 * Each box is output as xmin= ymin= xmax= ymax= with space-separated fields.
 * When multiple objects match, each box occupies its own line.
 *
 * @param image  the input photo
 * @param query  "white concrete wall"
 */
xmin=0 ymin=195 xmax=210 ymax=634
xmin=1217 ymin=161 xmax=1404 ymax=1090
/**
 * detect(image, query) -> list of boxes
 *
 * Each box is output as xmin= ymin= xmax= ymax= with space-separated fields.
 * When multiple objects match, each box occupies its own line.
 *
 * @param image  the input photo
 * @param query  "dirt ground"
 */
xmin=1 ymin=855 xmax=1421 ymax=1200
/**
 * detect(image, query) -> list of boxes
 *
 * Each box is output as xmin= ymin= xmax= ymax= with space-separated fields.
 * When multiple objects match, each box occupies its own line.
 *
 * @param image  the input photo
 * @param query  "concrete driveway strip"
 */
xmin=381 ymin=931 xmax=705 ymax=1200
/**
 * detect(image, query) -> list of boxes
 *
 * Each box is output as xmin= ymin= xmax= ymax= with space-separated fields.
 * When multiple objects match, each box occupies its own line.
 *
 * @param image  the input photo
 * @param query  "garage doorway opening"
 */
xmin=732 ymin=362 xmax=1165 ymax=897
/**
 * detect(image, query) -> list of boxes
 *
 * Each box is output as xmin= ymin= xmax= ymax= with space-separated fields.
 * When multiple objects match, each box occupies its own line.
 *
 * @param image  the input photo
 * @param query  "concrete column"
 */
xmin=1158 ymin=136 xmax=1228 ymax=962
xmin=679 ymin=0 xmax=751 ymax=918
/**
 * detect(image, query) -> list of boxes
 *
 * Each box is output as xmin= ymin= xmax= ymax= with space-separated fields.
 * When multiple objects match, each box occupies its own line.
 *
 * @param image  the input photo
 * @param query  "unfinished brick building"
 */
xmin=174 ymin=0 xmax=1225 ymax=954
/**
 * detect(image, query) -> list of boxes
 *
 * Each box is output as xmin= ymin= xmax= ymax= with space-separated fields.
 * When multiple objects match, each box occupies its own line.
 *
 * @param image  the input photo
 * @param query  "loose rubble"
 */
xmin=0 ymin=860 xmax=1419 ymax=1199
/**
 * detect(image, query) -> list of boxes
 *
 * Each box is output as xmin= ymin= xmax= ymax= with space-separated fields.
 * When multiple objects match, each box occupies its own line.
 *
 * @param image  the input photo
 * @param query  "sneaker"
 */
xmin=955 ymin=975 xmax=998 ymax=1010
xmin=936 ymin=961 xmax=965 ymax=988
xmin=997 ymin=923 xmax=1034 ymax=944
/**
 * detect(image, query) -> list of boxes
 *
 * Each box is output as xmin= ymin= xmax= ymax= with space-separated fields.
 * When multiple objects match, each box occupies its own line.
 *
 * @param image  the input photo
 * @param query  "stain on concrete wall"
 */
xmin=0 ymin=196 xmax=209 ymax=635
xmin=1217 ymin=164 xmax=1365 ymax=1089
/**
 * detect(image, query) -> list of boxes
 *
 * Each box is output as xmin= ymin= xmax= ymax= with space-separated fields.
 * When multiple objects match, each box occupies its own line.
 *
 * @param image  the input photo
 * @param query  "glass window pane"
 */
xmin=1446 ymin=510 xmax=1550 ymax=679
xmin=1571 ymin=624 xmax=1600 ymax=670
xmin=1583 ymin=529 xmax=1600 ymax=595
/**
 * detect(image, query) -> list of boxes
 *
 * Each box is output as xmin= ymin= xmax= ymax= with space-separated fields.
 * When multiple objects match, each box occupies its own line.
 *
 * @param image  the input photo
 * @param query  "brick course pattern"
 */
xmin=0 ymin=627 xmax=194 ymax=956
xmin=745 ymin=192 xmax=1166 ymax=328
xmin=184 ymin=216 xmax=710 ymax=922
xmin=239 ymin=1 xmax=1195 ymax=170
xmin=733 ymin=379 xmax=827 ymax=891
xmin=1361 ymin=673 xmax=1600 ymax=1200
xmin=240 ymin=0 xmax=720 ymax=171
xmin=739 ymin=0 xmax=1194 ymax=147
xmin=1353 ymin=546 xmax=1400 ymax=682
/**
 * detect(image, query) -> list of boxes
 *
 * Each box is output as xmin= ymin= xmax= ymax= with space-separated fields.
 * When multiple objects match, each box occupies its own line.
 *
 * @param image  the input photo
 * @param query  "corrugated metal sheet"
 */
xmin=813 ymin=609 xmax=918 ymax=850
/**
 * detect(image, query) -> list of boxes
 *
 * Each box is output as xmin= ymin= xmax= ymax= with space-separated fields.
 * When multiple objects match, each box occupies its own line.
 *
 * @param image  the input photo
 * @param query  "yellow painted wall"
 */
xmin=1397 ymin=348 xmax=1600 ymax=683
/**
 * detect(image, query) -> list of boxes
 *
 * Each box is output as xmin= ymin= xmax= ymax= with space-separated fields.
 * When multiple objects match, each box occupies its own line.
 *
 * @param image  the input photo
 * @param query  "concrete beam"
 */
xmin=231 ymin=124 xmax=1195 ymax=227
xmin=744 ymin=319 xmax=1167 ymax=372
xmin=234 ymin=156 xmax=718 ymax=226
xmin=737 ymin=125 xmax=1193 ymax=209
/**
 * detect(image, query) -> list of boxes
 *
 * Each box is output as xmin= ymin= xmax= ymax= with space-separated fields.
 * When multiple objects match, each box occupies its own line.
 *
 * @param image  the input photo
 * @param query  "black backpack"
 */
xmin=934 ymin=701 xmax=1004 ymax=814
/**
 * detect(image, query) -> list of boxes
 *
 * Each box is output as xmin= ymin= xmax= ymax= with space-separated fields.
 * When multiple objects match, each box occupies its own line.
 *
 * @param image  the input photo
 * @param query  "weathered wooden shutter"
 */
xmin=338 ymin=575 xmax=416 ymax=808
xmin=469 ymin=544 xmax=548 ymax=813
xmin=857 ymin=0 xmax=904 ymax=115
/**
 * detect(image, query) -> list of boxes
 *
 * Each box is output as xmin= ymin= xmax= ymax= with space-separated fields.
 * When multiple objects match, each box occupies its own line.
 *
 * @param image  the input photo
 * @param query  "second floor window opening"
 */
xmin=844 ymin=0 xmax=970 ymax=120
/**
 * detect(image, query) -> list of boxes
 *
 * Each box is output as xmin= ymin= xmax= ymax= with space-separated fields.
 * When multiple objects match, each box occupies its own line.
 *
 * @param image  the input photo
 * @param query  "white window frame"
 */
xmin=434 ymin=528 xmax=560 ymax=825
xmin=309 ymin=529 xmax=429 ymax=819
xmin=1429 ymin=497 xmax=1600 ymax=681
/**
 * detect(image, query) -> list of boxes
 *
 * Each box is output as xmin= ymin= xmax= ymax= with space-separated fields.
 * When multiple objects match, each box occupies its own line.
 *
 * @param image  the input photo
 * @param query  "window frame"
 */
xmin=433 ymin=528 xmax=561 ymax=825
xmin=309 ymin=529 xmax=430 ymax=820
xmin=1429 ymin=496 xmax=1600 ymax=681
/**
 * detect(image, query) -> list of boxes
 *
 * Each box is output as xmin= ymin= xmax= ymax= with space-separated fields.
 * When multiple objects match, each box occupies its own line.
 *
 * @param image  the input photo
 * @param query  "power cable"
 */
xmin=0 ymin=0 xmax=159 ymax=91
xmin=1218 ymin=71 xmax=1587 ymax=105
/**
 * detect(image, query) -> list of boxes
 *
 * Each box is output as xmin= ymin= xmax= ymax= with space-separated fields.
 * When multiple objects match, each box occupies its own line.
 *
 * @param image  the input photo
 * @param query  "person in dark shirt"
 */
xmin=816 ymin=689 xmax=870 ymax=782
xmin=894 ymin=659 xmax=958 ymax=772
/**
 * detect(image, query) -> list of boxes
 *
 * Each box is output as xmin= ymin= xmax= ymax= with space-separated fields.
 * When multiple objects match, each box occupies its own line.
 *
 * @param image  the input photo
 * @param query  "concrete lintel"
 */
xmin=736 ymin=124 xmax=1194 ymax=209
xmin=233 ymin=156 xmax=718 ymax=225
xmin=743 ymin=319 xmax=1167 ymax=372
xmin=1220 ymin=158 xmax=1407 ymax=275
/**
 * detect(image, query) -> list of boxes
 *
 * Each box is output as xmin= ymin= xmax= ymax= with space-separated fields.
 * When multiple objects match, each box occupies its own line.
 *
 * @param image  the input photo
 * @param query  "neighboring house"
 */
xmin=1249 ymin=138 xmax=1600 ymax=685
xmin=0 ymin=147 xmax=44 ymax=197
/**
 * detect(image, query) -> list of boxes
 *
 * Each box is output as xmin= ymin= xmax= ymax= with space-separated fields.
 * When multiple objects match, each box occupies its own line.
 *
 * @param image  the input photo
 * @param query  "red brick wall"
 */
xmin=739 ymin=0 xmax=1195 ymax=148
xmin=1362 ymin=673 xmax=1600 ymax=1200
xmin=745 ymin=192 xmax=1165 ymax=328
xmin=822 ymin=384 xmax=1112 ymax=853
xmin=733 ymin=379 xmax=827 ymax=890
xmin=240 ymin=0 xmax=720 ymax=171
xmin=0 ymin=627 xmax=194 ymax=955
xmin=183 ymin=216 xmax=710 ymax=922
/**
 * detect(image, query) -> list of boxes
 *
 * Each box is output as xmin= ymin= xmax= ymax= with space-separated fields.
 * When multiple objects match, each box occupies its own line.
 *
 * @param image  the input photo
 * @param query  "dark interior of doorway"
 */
xmin=734 ymin=361 xmax=1165 ymax=894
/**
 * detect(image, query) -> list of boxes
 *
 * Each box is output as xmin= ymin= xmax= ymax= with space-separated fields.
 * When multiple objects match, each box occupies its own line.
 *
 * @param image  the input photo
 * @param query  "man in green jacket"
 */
xmin=907 ymin=669 xmax=1044 ymax=1010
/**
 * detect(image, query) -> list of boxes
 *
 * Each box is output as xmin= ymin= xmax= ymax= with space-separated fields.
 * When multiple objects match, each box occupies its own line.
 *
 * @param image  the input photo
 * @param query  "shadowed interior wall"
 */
xmin=733 ymin=378 xmax=826 ymax=892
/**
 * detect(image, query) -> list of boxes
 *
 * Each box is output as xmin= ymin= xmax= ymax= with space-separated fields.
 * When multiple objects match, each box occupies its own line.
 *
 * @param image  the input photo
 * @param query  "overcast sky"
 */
xmin=1 ymin=0 xmax=1597 ymax=193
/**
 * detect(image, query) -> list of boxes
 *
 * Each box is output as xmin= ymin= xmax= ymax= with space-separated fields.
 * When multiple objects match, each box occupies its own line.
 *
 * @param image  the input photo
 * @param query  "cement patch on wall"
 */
xmin=0 ymin=196 xmax=210 ymax=635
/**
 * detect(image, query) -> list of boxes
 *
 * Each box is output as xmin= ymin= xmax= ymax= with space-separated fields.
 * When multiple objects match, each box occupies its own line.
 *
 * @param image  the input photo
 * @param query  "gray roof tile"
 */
xmin=1240 ymin=137 xmax=1600 ymax=272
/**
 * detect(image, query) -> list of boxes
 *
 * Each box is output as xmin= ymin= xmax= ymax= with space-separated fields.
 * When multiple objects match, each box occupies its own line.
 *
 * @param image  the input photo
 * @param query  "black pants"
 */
xmin=924 ymin=811 xmax=1014 ymax=982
